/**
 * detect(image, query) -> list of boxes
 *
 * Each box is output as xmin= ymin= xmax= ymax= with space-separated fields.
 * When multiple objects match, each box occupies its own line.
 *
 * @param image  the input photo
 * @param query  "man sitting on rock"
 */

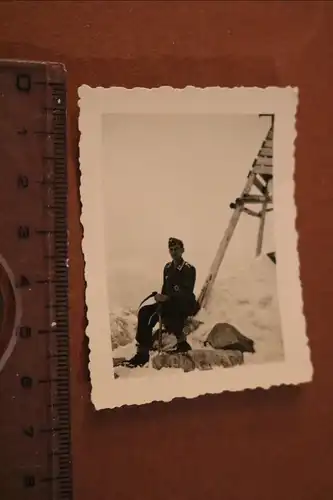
xmin=125 ymin=237 xmax=199 ymax=368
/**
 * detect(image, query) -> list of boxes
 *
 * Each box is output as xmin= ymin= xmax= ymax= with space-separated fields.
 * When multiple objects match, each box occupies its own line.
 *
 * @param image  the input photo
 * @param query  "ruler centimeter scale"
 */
xmin=0 ymin=60 xmax=72 ymax=500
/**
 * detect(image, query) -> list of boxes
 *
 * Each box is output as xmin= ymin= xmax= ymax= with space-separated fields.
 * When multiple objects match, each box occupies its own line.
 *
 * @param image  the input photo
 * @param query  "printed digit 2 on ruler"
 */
xmin=0 ymin=60 xmax=72 ymax=500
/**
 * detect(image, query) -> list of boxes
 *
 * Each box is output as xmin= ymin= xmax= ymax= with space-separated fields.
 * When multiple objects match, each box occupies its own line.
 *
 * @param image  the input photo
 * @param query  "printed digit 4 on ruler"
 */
xmin=0 ymin=60 xmax=72 ymax=500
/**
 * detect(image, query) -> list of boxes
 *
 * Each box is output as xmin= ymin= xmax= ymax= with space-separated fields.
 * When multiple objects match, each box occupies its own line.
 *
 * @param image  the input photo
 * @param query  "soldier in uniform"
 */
xmin=126 ymin=237 xmax=199 ymax=368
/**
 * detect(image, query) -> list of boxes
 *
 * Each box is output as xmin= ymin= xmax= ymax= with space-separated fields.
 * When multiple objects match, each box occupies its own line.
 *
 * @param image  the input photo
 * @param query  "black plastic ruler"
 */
xmin=0 ymin=60 xmax=72 ymax=500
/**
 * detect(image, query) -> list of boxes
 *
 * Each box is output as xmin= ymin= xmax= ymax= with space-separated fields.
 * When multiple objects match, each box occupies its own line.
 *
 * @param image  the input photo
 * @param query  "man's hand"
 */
xmin=154 ymin=293 xmax=169 ymax=303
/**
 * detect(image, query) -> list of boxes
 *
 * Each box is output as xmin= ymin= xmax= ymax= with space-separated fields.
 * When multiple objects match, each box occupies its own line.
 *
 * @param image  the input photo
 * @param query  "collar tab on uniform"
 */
xmin=176 ymin=260 xmax=185 ymax=271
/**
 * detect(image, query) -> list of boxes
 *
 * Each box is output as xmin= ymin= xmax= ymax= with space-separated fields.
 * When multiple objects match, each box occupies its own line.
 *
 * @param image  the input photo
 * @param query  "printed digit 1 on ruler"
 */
xmin=0 ymin=60 xmax=72 ymax=500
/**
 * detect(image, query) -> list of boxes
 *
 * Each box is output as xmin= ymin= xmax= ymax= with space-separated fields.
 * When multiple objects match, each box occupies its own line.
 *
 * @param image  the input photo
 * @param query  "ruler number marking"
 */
xmin=16 ymin=275 xmax=30 ymax=288
xmin=23 ymin=425 xmax=35 ymax=438
xmin=17 ymin=175 xmax=29 ymax=189
xmin=16 ymin=74 xmax=31 ymax=93
xmin=23 ymin=475 xmax=35 ymax=488
xmin=17 ymin=225 xmax=30 ymax=239
xmin=19 ymin=326 xmax=32 ymax=339
xmin=20 ymin=376 xmax=33 ymax=389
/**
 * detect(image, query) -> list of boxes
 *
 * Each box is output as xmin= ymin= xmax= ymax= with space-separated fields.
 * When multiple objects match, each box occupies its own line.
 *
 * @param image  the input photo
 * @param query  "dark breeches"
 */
xmin=136 ymin=301 xmax=188 ymax=348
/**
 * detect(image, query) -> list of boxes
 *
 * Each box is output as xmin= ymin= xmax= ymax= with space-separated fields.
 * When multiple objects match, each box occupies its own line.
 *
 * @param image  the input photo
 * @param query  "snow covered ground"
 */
xmin=110 ymin=255 xmax=284 ymax=379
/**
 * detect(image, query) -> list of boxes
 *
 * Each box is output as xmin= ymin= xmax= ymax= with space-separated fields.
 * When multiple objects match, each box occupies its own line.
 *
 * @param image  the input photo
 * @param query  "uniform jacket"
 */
xmin=161 ymin=260 xmax=198 ymax=315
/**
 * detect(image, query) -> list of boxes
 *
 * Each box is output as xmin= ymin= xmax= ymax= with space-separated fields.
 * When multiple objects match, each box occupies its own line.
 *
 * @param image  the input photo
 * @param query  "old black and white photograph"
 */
xmin=79 ymin=86 xmax=312 ymax=409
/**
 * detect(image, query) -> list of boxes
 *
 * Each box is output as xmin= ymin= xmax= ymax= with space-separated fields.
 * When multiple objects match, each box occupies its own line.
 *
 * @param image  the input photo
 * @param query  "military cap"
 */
xmin=168 ymin=237 xmax=184 ymax=249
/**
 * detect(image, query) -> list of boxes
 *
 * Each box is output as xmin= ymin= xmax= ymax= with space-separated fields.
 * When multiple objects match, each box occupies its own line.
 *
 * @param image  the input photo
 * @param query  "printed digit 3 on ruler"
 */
xmin=0 ymin=60 xmax=72 ymax=500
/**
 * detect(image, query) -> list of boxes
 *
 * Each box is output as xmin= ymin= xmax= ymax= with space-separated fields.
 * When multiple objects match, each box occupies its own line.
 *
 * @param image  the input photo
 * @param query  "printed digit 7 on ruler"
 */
xmin=0 ymin=60 xmax=72 ymax=500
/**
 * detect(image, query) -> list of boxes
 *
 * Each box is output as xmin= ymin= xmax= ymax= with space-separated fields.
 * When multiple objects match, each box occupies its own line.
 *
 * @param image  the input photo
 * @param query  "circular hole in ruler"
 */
xmin=0 ymin=255 xmax=21 ymax=374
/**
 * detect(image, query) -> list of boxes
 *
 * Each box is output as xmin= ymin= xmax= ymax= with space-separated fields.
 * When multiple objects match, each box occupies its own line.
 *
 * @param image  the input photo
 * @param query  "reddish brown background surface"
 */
xmin=1 ymin=1 xmax=333 ymax=499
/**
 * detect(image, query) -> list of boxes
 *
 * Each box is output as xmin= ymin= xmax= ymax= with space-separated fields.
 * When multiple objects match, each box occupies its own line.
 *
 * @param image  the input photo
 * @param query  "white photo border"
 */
xmin=78 ymin=86 xmax=313 ymax=410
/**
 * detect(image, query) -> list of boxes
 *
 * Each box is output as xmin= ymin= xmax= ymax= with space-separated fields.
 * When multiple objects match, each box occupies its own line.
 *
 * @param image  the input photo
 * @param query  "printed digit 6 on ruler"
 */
xmin=0 ymin=60 xmax=72 ymax=500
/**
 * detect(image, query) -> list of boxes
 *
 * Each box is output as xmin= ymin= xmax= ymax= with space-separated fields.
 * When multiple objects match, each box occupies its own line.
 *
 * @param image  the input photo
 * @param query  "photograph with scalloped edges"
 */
xmin=79 ymin=86 xmax=312 ymax=409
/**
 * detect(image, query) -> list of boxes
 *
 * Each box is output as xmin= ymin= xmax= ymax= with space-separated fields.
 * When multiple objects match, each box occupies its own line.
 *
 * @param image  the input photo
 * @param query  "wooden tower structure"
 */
xmin=197 ymin=114 xmax=275 ymax=310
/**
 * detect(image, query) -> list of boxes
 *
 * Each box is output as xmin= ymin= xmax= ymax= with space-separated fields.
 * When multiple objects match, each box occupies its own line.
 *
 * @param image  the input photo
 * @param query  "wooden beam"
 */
xmin=253 ymin=165 xmax=273 ymax=176
xmin=253 ymin=177 xmax=266 ymax=194
xmin=256 ymin=197 xmax=269 ymax=256
xmin=259 ymin=147 xmax=272 ymax=157
xmin=264 ymin=139 xmax=273 ymax=149
xmin=256 ymin=156 xmax=273 ymax=167
xmin=239 ymin=194 xmax=273 ymax=204
xmin=243 ymin=207 xmax=260 ymax=217
xmin=267 ymin=252 xmax=276 ymax=264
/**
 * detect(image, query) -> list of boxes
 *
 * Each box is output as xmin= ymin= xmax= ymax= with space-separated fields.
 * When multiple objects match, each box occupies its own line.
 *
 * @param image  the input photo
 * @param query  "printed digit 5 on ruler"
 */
xmin=0 ymin=60 xmax=72 ymax=500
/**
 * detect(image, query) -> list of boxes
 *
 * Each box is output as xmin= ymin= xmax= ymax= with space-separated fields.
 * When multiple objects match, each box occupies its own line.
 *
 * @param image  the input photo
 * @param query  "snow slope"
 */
xmin=193 ymin=255 xmax=284 ymax=365
xmin=110 ymin=255 xmax=284 ymax=378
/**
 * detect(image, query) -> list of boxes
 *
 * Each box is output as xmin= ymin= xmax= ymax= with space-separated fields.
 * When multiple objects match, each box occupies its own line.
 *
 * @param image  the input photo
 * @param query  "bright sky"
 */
xmin=102 ymin=113 xmax=274 ymax=310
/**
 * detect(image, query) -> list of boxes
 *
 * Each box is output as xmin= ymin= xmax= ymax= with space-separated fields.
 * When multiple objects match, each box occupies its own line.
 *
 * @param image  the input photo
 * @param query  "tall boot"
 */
xmin=172 ymin=339 xmax=192 ymax=353
xmin=171 ymin=330 xmax=192 ymax=353
xmin=124 ymin=346 xmax=150 ymax=368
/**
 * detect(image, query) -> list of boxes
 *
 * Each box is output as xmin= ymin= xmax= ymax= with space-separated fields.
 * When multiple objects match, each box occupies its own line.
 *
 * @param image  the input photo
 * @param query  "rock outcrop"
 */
xmin=204 ymin=322 xmax=255 ymax=353
xmin=152 ymin=348 xmax=244 ymax=372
